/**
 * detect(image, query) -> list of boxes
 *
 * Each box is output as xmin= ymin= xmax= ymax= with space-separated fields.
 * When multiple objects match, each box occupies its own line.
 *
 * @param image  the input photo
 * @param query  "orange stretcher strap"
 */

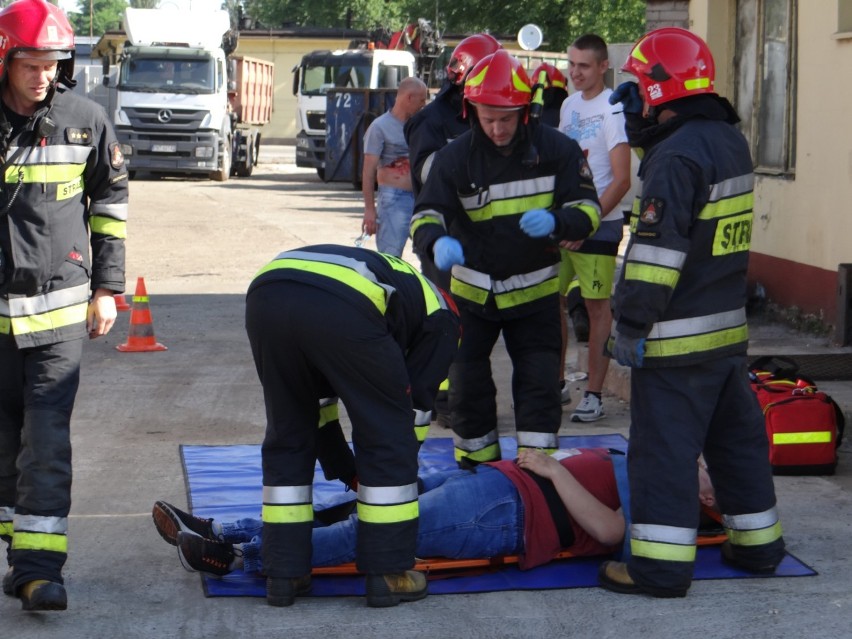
xmin=310 ymin=531 xmax=728 ymax=577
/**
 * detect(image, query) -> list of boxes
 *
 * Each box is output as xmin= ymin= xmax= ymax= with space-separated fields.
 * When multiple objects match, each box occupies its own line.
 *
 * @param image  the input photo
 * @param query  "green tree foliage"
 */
xmin=69 ymin=0 xmax=127 ymax=37
xmin=243 ymin=0 xmax=645 ymax=49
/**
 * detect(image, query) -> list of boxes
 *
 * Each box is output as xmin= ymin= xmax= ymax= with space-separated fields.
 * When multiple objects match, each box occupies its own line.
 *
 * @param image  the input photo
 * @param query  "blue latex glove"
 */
xmin=519 ymin=208 xmax=556 ymax=238
xmin=612 ymin=332 xmax=646 ymax=367
xmin=433 ymin=236 xmax=465 ymax=271
xmin=609 ymin=81 xmax=643 ymax=115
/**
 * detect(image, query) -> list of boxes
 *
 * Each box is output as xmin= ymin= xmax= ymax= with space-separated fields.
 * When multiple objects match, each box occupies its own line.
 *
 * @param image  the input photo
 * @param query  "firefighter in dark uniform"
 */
xmin=528 ymin=62 xmax=568 ymax=128
xmin=245 ymin=245 xmax=460 ymax=608
xmin=599 ymin=27 xmax=785 ymax=598
xmin=0 ymin=0 xmax=128 ymax=611
xmin=410 ymin=50 xmax=600 ymax=467
xmin=404 ymin=34 xmax=501 ymax=430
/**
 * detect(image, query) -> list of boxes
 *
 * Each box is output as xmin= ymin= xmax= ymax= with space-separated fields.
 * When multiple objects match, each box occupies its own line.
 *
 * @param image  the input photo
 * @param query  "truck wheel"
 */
xmin=211 ymin=140 xmax=231 ymax=182
xmin=235 ymin=134 xmax=254 ymax=177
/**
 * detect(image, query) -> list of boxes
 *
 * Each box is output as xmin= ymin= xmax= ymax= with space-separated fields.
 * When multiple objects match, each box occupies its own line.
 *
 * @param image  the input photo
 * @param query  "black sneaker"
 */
xmin=176 ymin=531 xmax=236 ymax=577
xmin=152 ymin=501 xmax=216 ymax=546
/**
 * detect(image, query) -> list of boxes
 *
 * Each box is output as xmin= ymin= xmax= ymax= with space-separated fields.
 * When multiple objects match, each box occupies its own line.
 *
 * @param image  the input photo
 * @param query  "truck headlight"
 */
xmin=296 ymin=137 xmax=310 ymax=149
xmin=115 ymin=109 xmax=131 ymax=126
xmin=120 ymin=144 xmax=133 ymax=156
xmin=195 ymin=147 xmax=214 ymax=159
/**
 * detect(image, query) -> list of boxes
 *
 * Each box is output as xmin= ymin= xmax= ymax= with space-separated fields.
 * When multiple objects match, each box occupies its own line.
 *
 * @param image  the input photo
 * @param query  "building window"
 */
xmin=734 ymin=0 xmax=797 ymax=175
xmin=839 ymin=0 xmax=852 ymax=34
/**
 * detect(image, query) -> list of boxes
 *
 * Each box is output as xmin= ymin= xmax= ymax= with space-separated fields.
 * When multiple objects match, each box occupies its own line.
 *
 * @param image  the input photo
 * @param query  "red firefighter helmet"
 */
xmin=445 ymin=33 xmax=501 ymax=86
xmin=0 ymin=0 xmax=75 ymax=82
xmin=530 ymin=62 xmax=567 ymax=90
xmin=621 ymin=27 xmax=715 ymax=107
xmin=464 ymin=49 xmax=532 ymax=109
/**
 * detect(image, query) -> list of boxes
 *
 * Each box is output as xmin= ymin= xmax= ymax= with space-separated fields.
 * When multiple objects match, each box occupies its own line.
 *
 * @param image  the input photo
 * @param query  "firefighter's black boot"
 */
xmin=365 ymin=570 xmax=428 ymax=607
xmin=19 ymin=580 xmax=67 ymax=611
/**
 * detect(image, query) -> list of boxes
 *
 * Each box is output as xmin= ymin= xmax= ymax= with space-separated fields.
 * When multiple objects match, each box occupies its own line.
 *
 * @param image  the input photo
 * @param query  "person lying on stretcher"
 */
xmin=153 ymin=448 xmax=723 ymax=578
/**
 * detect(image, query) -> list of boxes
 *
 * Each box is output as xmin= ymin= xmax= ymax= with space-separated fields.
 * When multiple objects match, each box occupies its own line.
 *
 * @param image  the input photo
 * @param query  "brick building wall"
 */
xmin=645 ymin=0 xmax=690 ymax=30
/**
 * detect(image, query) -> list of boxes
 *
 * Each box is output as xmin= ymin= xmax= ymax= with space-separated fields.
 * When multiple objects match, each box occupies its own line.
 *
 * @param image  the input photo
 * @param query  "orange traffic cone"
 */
xmin=116 ymin=277 xmax=167 ymax=352
xmin=114 ymin=293 xmax=131 ymax=312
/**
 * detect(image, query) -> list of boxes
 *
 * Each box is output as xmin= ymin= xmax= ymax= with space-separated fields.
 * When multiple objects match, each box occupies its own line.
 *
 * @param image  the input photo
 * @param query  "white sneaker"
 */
xmin=559 ymin=381 xmax=572 ymax=405
xmin=571 ymin=394 xmax=605 ymax=422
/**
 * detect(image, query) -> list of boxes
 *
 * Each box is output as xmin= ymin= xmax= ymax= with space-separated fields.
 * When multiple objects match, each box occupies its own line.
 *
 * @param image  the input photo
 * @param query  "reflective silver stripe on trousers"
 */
xmin=453 ymin=429 xmax=499 ymax=453
xmin=516 ymin=431 xmax=559 ymax=449
xmin=722 ymin=506 xmax=779 ymax=531
xmin=358 ymin=482 xmax=419 ymax=505
xmin=631 ymin=523 xmax=697 ymax=545
xmin=14 ymin=514 xmax=68 ymax=534
xmin=263 ymin=485 xmax=312 ymax=504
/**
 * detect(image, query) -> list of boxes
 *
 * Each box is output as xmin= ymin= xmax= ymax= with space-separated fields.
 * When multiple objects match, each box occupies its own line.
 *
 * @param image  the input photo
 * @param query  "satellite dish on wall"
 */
xmin=517 ymin=24 xmax=543 ymax=51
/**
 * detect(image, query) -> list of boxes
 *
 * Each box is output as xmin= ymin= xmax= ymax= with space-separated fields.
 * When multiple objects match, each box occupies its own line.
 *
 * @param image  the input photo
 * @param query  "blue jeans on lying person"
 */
xmin=220 ymin=465 xmax=524 ymax=574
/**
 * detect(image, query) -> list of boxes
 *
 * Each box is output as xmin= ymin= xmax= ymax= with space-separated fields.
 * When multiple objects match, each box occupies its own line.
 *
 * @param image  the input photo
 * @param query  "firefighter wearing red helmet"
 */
xmin=403 ymin=32 xmax=502 ymax=429
xmin=599 ymin=27 xmax=785 ymax=598
xmin=0 ymin=0 xmax=128 ymax=611
xmin=528 ymin=62 xmax=568 ymax=127
xmin=411 ymin=49 xmax=601 ymax=467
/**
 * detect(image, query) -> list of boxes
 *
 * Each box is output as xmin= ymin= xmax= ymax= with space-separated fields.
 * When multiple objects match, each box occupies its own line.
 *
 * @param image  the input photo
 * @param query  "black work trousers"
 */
xmin=245 ymin=282 xmax=419 ymax=577
xmin=450 ymin=296 xmax=561 ymax=457
xmin=0 ymin=336 xmax=82 ymax=587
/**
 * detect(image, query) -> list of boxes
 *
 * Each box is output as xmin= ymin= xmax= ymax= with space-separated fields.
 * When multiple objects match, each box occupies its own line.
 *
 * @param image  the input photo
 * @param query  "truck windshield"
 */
xmin=300 ymin=61 xmax=372 ymax=95
xmin=121 ymin=57 xmax=215 ymax=93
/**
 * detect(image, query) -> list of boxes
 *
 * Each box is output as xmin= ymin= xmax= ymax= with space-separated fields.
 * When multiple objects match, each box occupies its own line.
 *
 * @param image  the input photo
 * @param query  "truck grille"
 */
xmin=307 ymin=111 xmax=326 ymax=130
xmin=123 ymin=107 xmax=207 ymax=131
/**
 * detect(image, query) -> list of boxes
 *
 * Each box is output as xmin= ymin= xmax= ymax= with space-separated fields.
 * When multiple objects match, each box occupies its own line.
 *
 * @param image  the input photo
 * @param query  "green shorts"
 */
xmin=558 ymin=249 xmax=616 ymax=299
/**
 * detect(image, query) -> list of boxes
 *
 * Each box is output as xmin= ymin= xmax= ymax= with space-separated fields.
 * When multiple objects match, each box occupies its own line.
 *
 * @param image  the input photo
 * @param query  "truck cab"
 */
xmin=293 ymin=48 xmax=415 ymax=179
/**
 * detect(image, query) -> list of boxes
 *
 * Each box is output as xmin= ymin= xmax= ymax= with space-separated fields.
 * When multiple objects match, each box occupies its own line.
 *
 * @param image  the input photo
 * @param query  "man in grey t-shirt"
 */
xmin=362 ymin=77 xmax=428 ymax=256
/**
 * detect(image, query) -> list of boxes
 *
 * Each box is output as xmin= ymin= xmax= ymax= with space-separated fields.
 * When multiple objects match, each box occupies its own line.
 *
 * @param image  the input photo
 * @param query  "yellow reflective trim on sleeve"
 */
xmin=5 ymin=163 xmax=85 ymax=184
xmin=698 ymin=193 xmax=753 ymax=220
xmin=0 ymin=317 xmax=9 ymax=334
xmin=10 ymin=302 xmax=88 ymax=336
xmin=57 ymin=175 xmax=84 ymax=201
xmin=414 ymin=423 xmax=430 ymax=443
xmin=450 ymin=278 xmax=490 ymax=306
xmin=410 ymin=216 xmax=442 ymax=236
xmin=454 ymin=442 xmax=501 ymax=463
xmin=357 ymin=500 xmax=419 ymax=525
xmin=466 ymin=194 xmax=554 ymax=223
xmin=262 ymin=503 xmax=314 ymax=524
xmin=725 ymin=521 xmax=783 ymax=547
xmin=318 ymin=402 xmax=339 ymax=428
xmin=90 ymin=216 xmax=128 ymax=239
xmin=439 ymin=378 xmax=449 ymax=391
xmin=12 ymin=531 xmax=68 ymax=553
xmin=773 ymin=431 xmax=833 ymax=445
xmin=255 ymin=258 xmax=388 ymax=315
xmin=624 ymin=262 xmax=680 ymax=288
xmin=712 ymin=212 xmax=752 ymax=256
xmin=493 ymin=277 xmax=558 ymax=310
xmin=631 ymin=538 xmax=696 ymax=563
xmin=0 ymin=521 xmax=12 ymax=536
xmin=644 ymin=325 xmax=749 ymax=358
xmin=576 ymin=202 xmax=601 ymax=233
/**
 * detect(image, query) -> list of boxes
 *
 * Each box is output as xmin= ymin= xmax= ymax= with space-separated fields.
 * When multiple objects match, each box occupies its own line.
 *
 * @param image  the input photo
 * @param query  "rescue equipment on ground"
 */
xmin=749 ymin=356 xmax=844 ymax=475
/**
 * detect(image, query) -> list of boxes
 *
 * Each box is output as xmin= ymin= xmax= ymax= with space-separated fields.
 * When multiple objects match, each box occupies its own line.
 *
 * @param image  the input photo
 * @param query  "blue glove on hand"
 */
xmin=612 ymin=332 xmax=646 ymax=368
xmin=433 ymin=236 xmax=465 ymax=271
xmin=609 ymin=81 xmax=643 ymax=115
xmin=519 ymin=208 xmax=556 ymax=238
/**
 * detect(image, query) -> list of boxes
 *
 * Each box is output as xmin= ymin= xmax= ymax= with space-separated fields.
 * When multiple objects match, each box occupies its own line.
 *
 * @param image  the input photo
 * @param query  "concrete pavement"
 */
xmin=4 ymin=150 xmax=851 ymax=638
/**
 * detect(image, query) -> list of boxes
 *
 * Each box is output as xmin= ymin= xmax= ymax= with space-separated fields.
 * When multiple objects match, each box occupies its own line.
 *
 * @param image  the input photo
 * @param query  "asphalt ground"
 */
xmin=4 ymin=148 xmax=851 ymax=638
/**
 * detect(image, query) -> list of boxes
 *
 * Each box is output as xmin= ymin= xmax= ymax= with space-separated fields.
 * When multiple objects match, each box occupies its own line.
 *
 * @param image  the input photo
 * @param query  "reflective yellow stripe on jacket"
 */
xmin=451 ymin=264 xmax=560 ymax=311
xmin=642 ymin=308 xmax=748 ymax=360
xmin=0 ymin=283 xmax=89 ymax=336
xmin=255 ymin=251 xmax=394 ymax=315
